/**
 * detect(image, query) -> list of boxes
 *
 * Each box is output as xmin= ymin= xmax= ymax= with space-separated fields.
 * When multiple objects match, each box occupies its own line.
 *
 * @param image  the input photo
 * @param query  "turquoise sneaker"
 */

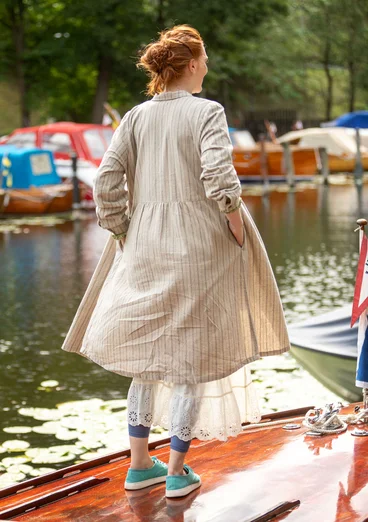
xmin=124 ymin=457 xmax=168 ymax=490
xmin=166 ymin=465 xmax=201 ymax=498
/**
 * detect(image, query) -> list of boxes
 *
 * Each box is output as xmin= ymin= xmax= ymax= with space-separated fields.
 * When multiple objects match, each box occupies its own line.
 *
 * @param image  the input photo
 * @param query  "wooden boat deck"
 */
xmin=0 ymin=404 xmax=367 ymax=521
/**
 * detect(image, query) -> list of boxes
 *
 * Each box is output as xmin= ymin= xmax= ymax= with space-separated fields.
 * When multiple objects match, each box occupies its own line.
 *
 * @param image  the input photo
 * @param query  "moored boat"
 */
xmin=0 ymin=403 xmax=366 ymax=521
xmin=0 ymin=147 xmax=73 ymax=215
xmin=0 ymin=190 xmax=7 ymax=212
xmin=230 ymin=129 xmax=318 ymax=182
xmin=288 ymin=305 xmax=359 ymax=402
xmin=2 ymin=184 xmax=73 ymax=215
xmin=0 ymin=122 xmax=114 ymax=198
xmin=279 ymin=128 xmax=368 ymax=173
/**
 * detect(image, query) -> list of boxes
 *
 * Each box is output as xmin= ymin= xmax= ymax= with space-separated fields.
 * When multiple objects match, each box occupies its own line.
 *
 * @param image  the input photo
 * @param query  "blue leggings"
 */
xmin=128 ymin=424 xmax=191 ymax=453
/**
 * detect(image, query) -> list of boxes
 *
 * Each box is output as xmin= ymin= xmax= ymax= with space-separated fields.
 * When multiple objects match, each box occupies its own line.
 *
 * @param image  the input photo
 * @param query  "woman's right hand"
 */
xmin=228 ymin=220 xmax=244 ymax=247
xmin=226 ymin=207 xmax=244 ymax=247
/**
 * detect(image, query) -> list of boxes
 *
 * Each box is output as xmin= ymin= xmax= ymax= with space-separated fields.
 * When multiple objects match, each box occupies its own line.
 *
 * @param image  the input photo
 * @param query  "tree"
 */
xmin=0 ymin=0 xmax=30 ymax=126
xmin=332 ymin=0 xmax=368 ymax=112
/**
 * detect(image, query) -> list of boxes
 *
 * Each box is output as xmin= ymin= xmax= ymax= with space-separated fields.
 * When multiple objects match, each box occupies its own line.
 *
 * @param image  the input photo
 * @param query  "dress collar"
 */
xmin=152 ymin=90 xmax=193 ymax=101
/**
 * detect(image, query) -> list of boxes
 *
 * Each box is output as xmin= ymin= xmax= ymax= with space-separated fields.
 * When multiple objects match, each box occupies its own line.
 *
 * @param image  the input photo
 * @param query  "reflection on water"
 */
xmin=246 ymin=185 xmax=361 ymax=323
xmin=0 ymin=183 xmax=367 ymax=476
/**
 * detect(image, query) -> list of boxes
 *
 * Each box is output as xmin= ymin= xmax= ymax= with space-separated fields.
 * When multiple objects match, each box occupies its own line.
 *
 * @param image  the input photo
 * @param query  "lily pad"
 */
xmin=0 ymin=472 xmax=26 ymax=486
xmin=6 ymin=464 xmax=33 ymax=474
xmin=19 ymin=408 xmax=62 ymax=421
xmin=32 ymin=452 xmax=76 ymax=464
xmin=32 ymin=422 xmax=61 ymax=435
xmin=40 ymin=380 xmax=59 ymax=388
xmin=2 ymin=456 xmax=31 ymax=467
xmin=24 ymin=448 xmax=76 ymax=464
xmin=151 ymin=427 xmax=165 ymax=434
xmin=79 ymin=452 xmax=102 ymax=460
xmin=25 ymin=448 xmax=48 ymax=458
xmin=3 ymin=426 xmax=33 ymax=434
xmin=2 ymin=440 xmax=30 ymax=452
xmin=51 ymin=445 xmax=84 ymax=455
xmin=55 ymin=428 xmax=78 ymax=441
xmin=56 ymin=399 xmax=104 ymax=414
xmin=75 ymin=438 xmax=103 ymax=450
xmin=101 ymin=399 xmax=127 ymax=411
xmin=60 ymin=417 xmax=85 ymax=430
xmin=28 ymin=467 xmax=55 ymax=477
xmin=96 ymin=447 xmax=116 ymax=455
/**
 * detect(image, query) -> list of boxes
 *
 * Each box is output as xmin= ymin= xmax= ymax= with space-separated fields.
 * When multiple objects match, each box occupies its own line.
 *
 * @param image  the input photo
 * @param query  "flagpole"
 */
xmin=355 ymin=218 xmax=368 ymax=412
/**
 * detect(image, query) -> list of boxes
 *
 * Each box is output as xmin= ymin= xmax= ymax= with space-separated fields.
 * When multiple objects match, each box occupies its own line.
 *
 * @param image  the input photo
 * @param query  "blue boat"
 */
xmin=0 ymin=146 xmax=73 ymax=214
xmin=0 ymin=146 xmax=60 ymax=189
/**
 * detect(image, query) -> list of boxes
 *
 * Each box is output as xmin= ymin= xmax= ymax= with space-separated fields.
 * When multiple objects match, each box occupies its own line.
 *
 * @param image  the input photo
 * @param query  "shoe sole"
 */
xmin=124 ymin=475 xmax=167 ymax=490
xmin=165 ymin=479 xmax=201 ymax=498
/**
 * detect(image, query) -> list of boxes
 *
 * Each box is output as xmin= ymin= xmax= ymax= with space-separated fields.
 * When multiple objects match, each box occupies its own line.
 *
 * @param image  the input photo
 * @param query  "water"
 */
xmin=0 ymin=182 xmax=366 ymax=481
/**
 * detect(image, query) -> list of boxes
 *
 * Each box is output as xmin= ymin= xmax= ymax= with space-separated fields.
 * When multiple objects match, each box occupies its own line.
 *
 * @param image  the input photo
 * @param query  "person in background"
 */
xmin=292 ymin=119 xmax=303 ymax=131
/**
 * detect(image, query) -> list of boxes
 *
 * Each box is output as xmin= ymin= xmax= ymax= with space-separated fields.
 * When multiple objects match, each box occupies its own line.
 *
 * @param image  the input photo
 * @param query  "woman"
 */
xmin=61 ymin=24 xmax=290 ymax=498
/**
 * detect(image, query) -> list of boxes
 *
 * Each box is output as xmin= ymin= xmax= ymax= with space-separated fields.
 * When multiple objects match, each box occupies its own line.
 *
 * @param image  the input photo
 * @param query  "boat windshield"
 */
xmin=231 ymin=130 xmax=256 ymax=148
xmin=7 ymin=132 xmax=36 ymax=148
xmin=84 ymin=129 xmax=113 ymax=159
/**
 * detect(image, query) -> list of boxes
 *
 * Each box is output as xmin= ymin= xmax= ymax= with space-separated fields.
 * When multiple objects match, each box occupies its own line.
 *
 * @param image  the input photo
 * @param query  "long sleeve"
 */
xmin=93 ymin=111 xmax=131 ymax=235
xmin=199 ymin=102 xmax=241 ymax=213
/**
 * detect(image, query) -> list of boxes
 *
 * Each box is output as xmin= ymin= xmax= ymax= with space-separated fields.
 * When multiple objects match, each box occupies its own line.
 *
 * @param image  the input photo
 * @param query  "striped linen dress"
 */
xmin=61 ymin=90 xmax=290 ymax=440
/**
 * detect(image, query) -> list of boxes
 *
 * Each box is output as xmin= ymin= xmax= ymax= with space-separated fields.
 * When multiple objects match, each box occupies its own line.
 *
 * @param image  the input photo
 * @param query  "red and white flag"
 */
xmin=351 ymin=234 xmax=368 ymax=327
xmin=351 ymin=233 xmax=368 ymax=388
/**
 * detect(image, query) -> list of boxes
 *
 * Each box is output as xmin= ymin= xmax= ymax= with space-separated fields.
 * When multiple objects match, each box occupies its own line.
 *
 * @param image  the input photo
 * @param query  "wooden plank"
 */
xmin=0 ymin=477 xmax=108 ymax=519
xmin=0 ymin=404 xmax=366 ymax=521
xmin=0 ymin=407 xmax=313 ymax=501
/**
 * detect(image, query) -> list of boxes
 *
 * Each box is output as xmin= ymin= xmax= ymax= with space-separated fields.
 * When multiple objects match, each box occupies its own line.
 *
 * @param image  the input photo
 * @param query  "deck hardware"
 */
xmin=352 ymin=428 xmax=368 ymax=437
xmin=242 ymin=499 xmax=301 ymax=521
xmin=303 ymin=403 xmax=347 ymax=435
xmin=282 ymin=424 xmax=301 ymax=430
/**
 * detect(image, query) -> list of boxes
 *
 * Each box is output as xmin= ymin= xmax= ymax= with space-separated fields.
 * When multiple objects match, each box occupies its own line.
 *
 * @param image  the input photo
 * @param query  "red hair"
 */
xmin=137 ymin=24 xmax=204 ymax=96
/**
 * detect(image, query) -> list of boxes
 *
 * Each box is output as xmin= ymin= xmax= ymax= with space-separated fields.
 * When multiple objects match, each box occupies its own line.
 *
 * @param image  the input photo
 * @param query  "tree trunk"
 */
xmin=157 ymin=0 xmax=165 ymax=28
xmin=9 ymin=0 xmax=30 ymax=127
xmin=347 ymin=27 xmax=357 ymax=113
xmin=92 ymin=55 xmax=112 ymax=124
xmin=323 ymin=41 xmax=333 ymax=121
xmin=348 ymin=58 xmax=355 ymax=113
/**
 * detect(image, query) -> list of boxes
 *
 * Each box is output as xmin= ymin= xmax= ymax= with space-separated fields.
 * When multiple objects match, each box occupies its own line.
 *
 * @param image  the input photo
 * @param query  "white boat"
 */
xmin=278 ymin=128 xmax=368 ymax=173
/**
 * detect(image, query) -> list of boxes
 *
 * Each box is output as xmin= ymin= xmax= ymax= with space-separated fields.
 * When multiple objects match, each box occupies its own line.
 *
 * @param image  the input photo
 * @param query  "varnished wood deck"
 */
xmin=0 ymin=404 xmax=367 ymax=521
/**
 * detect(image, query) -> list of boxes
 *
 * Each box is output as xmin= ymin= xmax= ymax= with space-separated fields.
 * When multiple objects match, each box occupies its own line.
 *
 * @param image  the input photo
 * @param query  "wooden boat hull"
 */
xmin=329 ymin=155 xmax=368 ymax=173
xmin=0 ymin=190 xmax=7 ymax=212
xmin=329 ymin=156 xmax=356 ymax=173
xmin=278 ymin=128 xmax=368 ymax=174
xmin=0 ymin=404 xmax=367 ymax=521
xmin=2 ymin=184 xmax=73 ymax=214
xmin=233 ymin=145 xmax=318 ymax=182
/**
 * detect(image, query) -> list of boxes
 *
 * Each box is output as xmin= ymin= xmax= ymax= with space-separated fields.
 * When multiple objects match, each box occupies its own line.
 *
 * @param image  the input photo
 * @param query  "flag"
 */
xmin=351 ymin=234 xmax=368 ymax=388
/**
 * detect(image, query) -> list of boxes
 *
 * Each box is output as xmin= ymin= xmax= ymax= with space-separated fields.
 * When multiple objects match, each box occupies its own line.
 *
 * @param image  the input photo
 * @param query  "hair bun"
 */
xmin=144 ymin=42 xmax=173 ymax=74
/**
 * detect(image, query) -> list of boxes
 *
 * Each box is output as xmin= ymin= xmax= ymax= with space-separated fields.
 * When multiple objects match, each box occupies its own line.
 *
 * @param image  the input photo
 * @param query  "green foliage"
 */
xmin=0 ymin=0 xmax=368 ymax=132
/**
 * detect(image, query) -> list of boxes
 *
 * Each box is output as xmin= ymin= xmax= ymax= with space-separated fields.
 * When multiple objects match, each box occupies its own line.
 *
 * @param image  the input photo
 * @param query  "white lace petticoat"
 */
xmin=127 ymin=365 xmax=261 ymax=442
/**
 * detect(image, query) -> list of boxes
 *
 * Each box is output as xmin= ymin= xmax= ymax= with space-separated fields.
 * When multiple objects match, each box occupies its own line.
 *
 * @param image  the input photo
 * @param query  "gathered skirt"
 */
xmin=127 ymin=364 xmax=260 ymax=442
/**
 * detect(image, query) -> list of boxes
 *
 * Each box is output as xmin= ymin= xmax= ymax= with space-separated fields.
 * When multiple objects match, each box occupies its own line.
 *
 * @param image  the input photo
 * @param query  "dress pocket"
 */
xmin=227 ymin=220 xmax=245 ymax=249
